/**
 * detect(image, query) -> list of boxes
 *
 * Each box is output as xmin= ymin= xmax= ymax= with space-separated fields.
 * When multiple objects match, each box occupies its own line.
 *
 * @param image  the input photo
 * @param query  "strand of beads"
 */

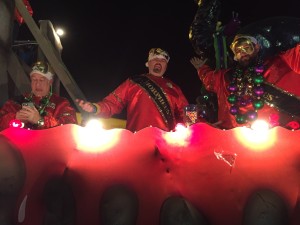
xmin=24 ymin=92 xmax=52 ymax=116
xmin=227 ymin=65 xmax=265 ymax=124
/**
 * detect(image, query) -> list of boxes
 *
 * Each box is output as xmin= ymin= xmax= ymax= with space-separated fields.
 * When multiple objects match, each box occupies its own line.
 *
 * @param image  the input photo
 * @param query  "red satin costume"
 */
xmin=94 ymin=74 xmax=188 ymax=132
xmin=197 ymin=44 xmax=300 ymax=129
xmin=0 ymin=93 xmax=77 ymax=130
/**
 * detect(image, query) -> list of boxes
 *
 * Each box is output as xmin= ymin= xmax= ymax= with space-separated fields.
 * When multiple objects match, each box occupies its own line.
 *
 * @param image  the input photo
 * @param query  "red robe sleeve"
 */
xmin=94 ymin=79 xmax=129 ymax=118
xmin=171 ymin=82 xmax=189 ymax=124
xmin=281 ymin=43 xmax=300 ymax=74
xmin=41 ymin=95 xmax=77 ymax=129
xmin=0 ymin=100 xmax=21 ymax=131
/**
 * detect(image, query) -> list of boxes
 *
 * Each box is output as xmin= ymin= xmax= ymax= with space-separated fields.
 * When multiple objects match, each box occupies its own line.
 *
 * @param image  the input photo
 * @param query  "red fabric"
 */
xmin=94 ymin=74 xmax=189 ymax=132
xmin=14 ymin=0 xmax=33 ymax=24
xmin=198 ymin=44 xmax=300 ymax=129
xmin=0 ymin=93 xmax=77 ymax=131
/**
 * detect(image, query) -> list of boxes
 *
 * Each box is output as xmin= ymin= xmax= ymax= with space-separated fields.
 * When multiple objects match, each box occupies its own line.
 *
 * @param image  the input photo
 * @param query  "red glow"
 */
xmin=0 ymin=124 xmax=299 ymax=225
xmin=9 ymin=119 xmax=24 ymax=128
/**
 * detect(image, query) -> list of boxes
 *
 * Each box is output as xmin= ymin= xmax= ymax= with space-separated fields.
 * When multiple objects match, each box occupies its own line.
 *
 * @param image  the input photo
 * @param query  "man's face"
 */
xmin=30 ymin=73 xmax=52 ymax=97
xmin=232 ymin=40 xmax=258 ymax=67
xmin=148 ymin=58 xmax=168 ymax=77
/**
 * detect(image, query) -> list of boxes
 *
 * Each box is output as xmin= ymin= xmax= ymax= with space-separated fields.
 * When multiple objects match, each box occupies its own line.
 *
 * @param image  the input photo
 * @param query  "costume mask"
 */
xmin=230 ymin=36 xmax=257 ymax=61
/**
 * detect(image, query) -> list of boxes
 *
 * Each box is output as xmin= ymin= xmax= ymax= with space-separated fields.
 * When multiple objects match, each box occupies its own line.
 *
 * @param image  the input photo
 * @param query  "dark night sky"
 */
xmin=19 ymin=0 xmax=299 ymax=119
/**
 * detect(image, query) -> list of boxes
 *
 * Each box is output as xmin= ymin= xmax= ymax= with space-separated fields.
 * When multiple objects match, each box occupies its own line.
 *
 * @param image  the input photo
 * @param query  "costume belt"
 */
xmin=130 ymin=75 xmax=175 ymax=130
xmin=263 ymin=82 xmax=300 ymax=118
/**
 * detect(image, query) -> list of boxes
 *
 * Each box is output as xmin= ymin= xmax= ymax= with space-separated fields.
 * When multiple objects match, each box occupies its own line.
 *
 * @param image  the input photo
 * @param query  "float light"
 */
xmin=162 ymin=123 xmax=191 ymax=146
xmin=234 ymin=120 xmax=276 ymax=151
xmin=9 ymin=119 xmax=24 ymax=128
xmin=251 ymin=120 xmax=270 ymax=132
xmin=75 ymin=119 xmax=119 ymax=153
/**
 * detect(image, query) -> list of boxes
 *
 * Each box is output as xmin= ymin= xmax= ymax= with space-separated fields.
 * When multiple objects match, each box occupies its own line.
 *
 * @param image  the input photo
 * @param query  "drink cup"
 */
xmin=184 ymin=104 xmax=198 ymax=126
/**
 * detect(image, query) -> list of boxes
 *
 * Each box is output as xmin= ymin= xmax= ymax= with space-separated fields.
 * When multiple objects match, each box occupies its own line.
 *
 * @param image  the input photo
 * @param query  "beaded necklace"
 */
xmin=227 ymin=62 xmax=265 ymax=124
xmin=24 ymin=91 xmax=52 ymax=117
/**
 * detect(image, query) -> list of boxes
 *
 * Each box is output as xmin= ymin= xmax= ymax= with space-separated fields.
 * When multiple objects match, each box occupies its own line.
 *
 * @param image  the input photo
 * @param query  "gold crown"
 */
xmin=148 ymin=48 xmax=170 ymax=62
xmin=32 ymin=61 xmax=54 ymax=75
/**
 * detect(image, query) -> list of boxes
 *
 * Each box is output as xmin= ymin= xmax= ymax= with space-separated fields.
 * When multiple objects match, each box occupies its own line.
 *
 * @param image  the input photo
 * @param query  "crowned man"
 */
xmin=77 ymin=48 xmax=189 ymax=132
xmin=0 ymin=61 xmax=77 ymax=130
xmin=191 ymin=35 xmax=300 ymax=130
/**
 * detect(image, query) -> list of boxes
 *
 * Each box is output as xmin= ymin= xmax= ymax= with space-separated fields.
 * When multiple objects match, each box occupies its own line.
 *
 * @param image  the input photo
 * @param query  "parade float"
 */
xmin=1 ymin=0 xmax=300 ymax=224
xmin=1 ymin=122 xmax=300 ymax=225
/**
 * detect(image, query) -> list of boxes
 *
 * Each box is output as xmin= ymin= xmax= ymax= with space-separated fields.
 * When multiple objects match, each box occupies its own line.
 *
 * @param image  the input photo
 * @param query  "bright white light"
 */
xmin=251 ymin=120 xmax=269 ymax=132
xmin=175 ymin=123 xmax=187 ymax=132
xmin=56 ymin=28 xmax=64 ymax=36
xmin=235 ymin=120 xmax=276 ymax=151
xmin=85 ymin=119 xmax=104 ymax=131
xmin=9 ymin=119 xmax=24 ymax=128
xmin=162 ymin=123 xmax=191 ymax=146
xmin=74 ymin=119 xmax=119 ymax=153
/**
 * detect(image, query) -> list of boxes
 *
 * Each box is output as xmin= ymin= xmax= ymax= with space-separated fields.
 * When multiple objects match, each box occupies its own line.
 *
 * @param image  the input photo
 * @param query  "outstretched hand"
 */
xmin=76 ymin=99 xmax=96 ymax=113
xmin=190 ymin=57 xmax=207 ymax=70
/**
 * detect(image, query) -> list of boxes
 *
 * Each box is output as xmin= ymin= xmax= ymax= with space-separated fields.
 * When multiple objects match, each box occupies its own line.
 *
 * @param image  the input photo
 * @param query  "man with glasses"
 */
xmin=190 ymin=34 xmax=300 ymax=130
xmin=0 ymin=61 xmax=77 ymax=130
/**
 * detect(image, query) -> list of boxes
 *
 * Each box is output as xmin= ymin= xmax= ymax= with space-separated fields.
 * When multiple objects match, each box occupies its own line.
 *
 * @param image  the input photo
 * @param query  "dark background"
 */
xmin=18 ymin=0 xmax=299 ymax=119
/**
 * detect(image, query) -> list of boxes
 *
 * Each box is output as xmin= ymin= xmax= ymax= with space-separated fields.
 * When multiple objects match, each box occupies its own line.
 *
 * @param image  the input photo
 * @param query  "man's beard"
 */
xmin=153 ymin=64 xmax=162 ymax=73
xmin=238 ymin=55 xmax=257 ymax=68
xmin=153 ymin=67 xmax=161 ymax=73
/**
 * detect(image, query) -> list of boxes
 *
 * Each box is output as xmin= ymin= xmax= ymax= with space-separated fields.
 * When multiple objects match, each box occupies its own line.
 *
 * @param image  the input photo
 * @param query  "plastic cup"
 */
xmin=184 ymin=104 xmax=198 ymax=126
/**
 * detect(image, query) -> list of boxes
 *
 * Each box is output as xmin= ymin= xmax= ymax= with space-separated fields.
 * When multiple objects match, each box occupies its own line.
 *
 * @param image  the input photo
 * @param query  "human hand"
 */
xmin=190 ymin=57 xmax=207 ymax=70
xmin=76 ymin=99 xmax=96 ymax=113
xmin=16 ymin=105 xmax=41 ymax=124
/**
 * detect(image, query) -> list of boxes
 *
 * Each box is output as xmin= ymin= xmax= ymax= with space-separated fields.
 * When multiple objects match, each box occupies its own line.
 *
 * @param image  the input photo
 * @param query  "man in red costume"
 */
xmin=0 ymin=61 xmax=77 ymax=130
xmin=191 ymin=35 xmax=300 ymax=130
xmin=77 ymin=48 xmax=189 ymax=132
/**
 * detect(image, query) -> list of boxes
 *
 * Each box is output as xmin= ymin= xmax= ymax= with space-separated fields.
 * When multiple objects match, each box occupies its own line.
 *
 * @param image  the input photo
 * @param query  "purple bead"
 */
xmin=254 ymin=86 xmax=264 ymax=96
xmin=255 ymin=66 xmax=264 ymax=73
xmin=247 ymin=110 xmax=258 ymax=121
xmin=240 ymin=99 xmax=247 ymax=106
xmin=246 ymin=98 xmax=253 ymax=104
xmin=228 ymin=84 xmax=238 ymax=92
xmin=230 ymin=105 xmax=239 ymax=115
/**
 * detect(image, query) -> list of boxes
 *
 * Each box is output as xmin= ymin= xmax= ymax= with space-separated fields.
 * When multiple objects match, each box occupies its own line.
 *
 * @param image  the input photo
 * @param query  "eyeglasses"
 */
xmin=231 ymin=39 xmax=255 ymax=55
